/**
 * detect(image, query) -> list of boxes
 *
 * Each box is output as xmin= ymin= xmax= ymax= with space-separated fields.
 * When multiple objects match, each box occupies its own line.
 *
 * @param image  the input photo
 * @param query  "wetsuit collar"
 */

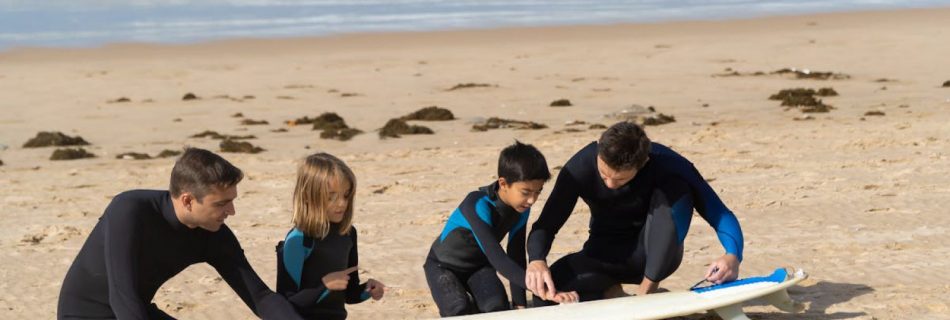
xmin=162 ymin=191 xmax=188 ymax=231
xmin=480 ymin=181 xmax=520 ymax=219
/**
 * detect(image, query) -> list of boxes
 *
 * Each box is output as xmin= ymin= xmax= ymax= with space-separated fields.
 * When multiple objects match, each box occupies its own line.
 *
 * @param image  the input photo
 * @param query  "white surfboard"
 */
xmin=452 ymin=268 xmax=808 ymax=320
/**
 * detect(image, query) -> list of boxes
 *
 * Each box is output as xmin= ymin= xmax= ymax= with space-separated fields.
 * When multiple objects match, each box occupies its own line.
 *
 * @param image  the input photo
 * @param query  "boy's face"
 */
xmin=498 ymin=178 xmax=545 ymax=213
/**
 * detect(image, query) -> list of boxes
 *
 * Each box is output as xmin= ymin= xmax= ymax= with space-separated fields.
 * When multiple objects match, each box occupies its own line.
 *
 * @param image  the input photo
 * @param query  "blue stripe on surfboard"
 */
xmin=691 ymin=268 xmax=787 ymax=293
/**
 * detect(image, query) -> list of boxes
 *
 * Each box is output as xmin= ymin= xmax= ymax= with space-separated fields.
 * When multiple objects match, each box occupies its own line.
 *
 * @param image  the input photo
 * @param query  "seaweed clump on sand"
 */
xmin=302 ymin=113 xmax=364 ymax=141
xmin=240 ymin=118 xmax=269 ymax=125
xmin=321 ymin=128 xmax=364 ymax=141
xmin=182 ymin=93 xmax=199 ymax=100
xmin=51 ymin=148 xmax=96 ymax=160
xmin=23 ymin=132 xmax=91 ymax=148
xmin=108 ymin=97 xmax=131 ymax=103
xmin=115 ymin=149 xmax=182 ymax=160
xmin=190 ymin=130 xmax=256 ymax=140
xmin=606 ymin=105 xmax=676 ymax=126
xmin=768 ymin=88 xmax=835 ymax=113
xmin=943 ymin=80 xmax=950 ymax=87
xmin=446 ymin=83 xmax=496 ymax=91
xmin=116 ymin=152 xmax=152 ymax=160
xmin=220 ymin=139 xmax=264 ymax=154
xmin=379 ymin=119 xmax=434 ymax=138
xmin=549 ymin=99 xmax=573 ymax=107
xmin=772 ymin=68 xmax=850 ymax=80
xmin=472 ymin=118 xmax=547 ymax=132
xmin=400 ymin=106 xmax=455 ymax=121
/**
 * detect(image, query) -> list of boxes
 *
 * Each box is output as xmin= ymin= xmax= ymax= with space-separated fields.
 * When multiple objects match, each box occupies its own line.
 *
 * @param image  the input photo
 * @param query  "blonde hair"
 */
xmin=292 ymin=153 xmax=356 ymax=239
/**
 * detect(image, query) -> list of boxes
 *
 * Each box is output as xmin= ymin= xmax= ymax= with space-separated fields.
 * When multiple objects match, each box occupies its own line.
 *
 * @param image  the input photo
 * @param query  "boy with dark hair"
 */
xmin=525 ymin=121 xmax=745 ymax=303
xmin=58 ymin=148 xmax=303 ymax=319
xmin=423 ymin=141 xmax=577 ymax=317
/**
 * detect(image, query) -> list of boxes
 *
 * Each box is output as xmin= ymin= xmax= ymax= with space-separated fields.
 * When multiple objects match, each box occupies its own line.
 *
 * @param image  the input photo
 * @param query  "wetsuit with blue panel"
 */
xmin=527 ymin=142 xmax=744 ymax=302
xmin=275 ymin=224 xmax=370 ymax=320
xmin=424 ymin=182 xmax=529 ymax=316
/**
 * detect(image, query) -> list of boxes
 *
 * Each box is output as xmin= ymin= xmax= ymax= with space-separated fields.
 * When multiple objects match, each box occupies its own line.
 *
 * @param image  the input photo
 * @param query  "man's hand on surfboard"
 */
xmin=705 ymin=254 xmax=740 ymax=284
xmin=526 ymin=260 xmax=557 ymax=300
xmin=552 ymin=291 xmax=579 ymax=304
xmin=365 ymin=278 xmax=386 ymax=300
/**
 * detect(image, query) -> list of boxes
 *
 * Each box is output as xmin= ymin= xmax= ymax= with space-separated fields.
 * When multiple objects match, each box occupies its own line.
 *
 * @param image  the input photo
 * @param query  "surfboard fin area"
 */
xmin=449 ymin=268 xmax=809 ymax=320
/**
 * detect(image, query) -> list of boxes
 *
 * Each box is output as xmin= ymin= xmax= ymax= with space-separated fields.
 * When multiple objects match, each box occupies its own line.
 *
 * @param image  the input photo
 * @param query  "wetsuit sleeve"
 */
xmin=687 ymin=166 xmax=745 ymax=261
xmin=527 ymin=167 xmax=580 ymax=262
xmin=284 ymin=284 xmax=328 ymax=308
xmin=458 ymin=192 xmax=528 ymax=290
xmin=506 ymin=217 xmax=528 ymax=307
xmin=209 ymin=228 xmax=304 ymax=320
xmin=344 ymin=230 xmax=370 ymax=304
xmin=102 ymin=196 xmax=150 ymax=319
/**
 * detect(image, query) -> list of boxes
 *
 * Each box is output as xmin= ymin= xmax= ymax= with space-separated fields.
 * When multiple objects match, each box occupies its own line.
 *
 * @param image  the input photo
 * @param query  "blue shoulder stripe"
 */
xmin=282 ymin=228 xmax=312 ymax=289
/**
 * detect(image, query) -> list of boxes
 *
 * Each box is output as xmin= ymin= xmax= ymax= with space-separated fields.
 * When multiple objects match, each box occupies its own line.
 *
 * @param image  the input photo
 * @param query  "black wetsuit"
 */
xmin=57 ymin=190 xmax=302 ymax=320
xmin=275 ymin=225 xmax=370 ymax=320
xmin=424 ymin=182 xmax=529 ymax=316
xmin=528 ymin=142 xmax=744 ymax=302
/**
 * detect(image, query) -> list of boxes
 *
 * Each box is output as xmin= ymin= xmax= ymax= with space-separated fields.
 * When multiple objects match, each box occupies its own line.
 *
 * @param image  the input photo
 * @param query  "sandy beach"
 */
xmin=1 ymin=7 xmax=949 ymax=319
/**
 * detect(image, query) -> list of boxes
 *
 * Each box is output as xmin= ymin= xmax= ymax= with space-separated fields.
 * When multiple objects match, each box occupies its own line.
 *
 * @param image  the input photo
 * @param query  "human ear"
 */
xmin=498 ymin=177 xmax=509 ymax=189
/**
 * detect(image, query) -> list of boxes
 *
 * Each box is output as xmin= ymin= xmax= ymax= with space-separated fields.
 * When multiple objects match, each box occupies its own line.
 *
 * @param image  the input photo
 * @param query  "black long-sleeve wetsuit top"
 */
xmin=276 ymin=225 xmax=370 ymax=319
xmin=527 ymin=142 xmax=744 ymax=264
xmin=430 ymin=182 xmax=530 ymax=307
xmin=57 ymin=190 xmax=302 ymax=320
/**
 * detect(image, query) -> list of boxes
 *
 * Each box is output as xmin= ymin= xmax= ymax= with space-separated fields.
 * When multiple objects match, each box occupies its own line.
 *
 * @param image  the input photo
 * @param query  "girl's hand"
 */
xmin=322 ymin=266 xmax=358 ymax=291
xmin=365 ymin=278 xmax=385 ymax=300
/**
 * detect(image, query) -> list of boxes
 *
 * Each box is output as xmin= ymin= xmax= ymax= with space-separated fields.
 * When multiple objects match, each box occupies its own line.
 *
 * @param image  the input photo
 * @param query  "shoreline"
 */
xmin=3 ymin=6 xmax=947 ymax=60
xmin=1 ymin=5 xmax=948 ymax=319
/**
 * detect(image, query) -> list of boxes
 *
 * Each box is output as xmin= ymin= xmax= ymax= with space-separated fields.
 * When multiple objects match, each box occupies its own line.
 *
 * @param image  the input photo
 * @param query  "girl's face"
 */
xmin=326 ymin=179 xmax=351 ymax=223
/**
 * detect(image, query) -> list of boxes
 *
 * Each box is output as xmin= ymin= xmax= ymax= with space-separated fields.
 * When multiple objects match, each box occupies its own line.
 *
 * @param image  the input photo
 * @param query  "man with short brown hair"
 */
xmin=58 ymin=148 xmax=302 ymax=319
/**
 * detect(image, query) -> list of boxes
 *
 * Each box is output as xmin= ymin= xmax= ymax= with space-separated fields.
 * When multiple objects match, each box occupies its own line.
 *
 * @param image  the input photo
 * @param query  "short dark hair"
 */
xmin=169 ymin=148 xmax=244 ymax=201
xmin=598 ymin=122 xmax=652 ymax=171
xmin=498 ymin=141 xmax=551 ymax=183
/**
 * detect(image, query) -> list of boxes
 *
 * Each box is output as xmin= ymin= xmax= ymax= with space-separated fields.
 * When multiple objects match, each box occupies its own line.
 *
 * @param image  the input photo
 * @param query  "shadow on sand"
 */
xmin=671 ymin=281 xmax=874 ymax=319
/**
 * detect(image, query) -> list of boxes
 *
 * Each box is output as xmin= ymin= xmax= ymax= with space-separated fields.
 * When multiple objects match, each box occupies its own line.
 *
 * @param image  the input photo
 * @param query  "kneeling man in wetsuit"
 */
xmin=58 ymin=148 xmax=302 ymax=319
xmin=525 ymin=122 xmax=745 ymax=303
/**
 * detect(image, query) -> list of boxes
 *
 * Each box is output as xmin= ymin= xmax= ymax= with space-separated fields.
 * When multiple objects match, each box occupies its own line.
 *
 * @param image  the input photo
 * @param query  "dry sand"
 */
xmin=1 ymin=7 xmax=949 ymax=319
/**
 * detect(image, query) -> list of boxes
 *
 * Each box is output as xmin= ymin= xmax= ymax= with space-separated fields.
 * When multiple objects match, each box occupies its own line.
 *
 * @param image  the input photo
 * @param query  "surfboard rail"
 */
xmin=449 ymin=267 xmax=808 ymax=320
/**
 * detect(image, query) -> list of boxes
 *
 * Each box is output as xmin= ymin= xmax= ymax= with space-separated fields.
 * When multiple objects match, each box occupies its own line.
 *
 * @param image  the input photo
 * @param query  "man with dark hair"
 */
xmin=423 ymin=141 xmax=578 ymax=317
xmin=58 ymin=148 xmax=303 ymax=319
xmin=525 ymin=122 xmax=744 ymax=303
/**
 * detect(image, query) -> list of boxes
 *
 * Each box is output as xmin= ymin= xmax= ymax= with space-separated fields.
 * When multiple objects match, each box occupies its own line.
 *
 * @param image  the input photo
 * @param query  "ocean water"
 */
xmin=1 ymin=0 xmax=947 ymax=50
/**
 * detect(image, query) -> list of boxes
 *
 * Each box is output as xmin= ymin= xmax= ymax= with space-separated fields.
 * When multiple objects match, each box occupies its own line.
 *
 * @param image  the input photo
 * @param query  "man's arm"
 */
xmin=683 ymin=164 xmax=744 ymax=283
xmin=209 ymin=228 xmax=304 ymax=320
xmin=526 ymin=167 xmax=579 ymax=262
xmin=102 ymin=196 xmax=150 ymax=319
xmin=457 ymin=192 xmax=528 ymax=290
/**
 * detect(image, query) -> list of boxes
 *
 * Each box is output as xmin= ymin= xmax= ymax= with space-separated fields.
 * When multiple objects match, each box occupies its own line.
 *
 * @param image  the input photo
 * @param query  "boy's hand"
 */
xmin=526 ymin=260 xmax=556 ymax=300
xmin=364 ymin=278 xmax=385 ymax=300
xmin=322 ymin=266 xmax=358 ymax=291
xmin=705 ymin=254 xmax=740 ymax=284
xmin=553 ymin=291 xmax=579 ymax=304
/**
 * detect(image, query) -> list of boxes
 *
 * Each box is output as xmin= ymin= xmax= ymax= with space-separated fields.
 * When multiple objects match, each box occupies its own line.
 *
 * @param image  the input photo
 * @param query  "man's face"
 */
xmin=596 ymin=156 xmax=638 ymax=189
xmin=498 ymin=179 xmax=545 ymax=213
xmin=188 ymin=185 xmax=238 ymax=232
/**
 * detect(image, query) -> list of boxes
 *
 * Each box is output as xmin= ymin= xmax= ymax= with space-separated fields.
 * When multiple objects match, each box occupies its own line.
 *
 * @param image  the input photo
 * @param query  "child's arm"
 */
xmin=344 ymin=229 xmax=372 ymax=304
xmin=458 ymin=192 xmax=528 ymax=290
xmin=506 ymin=223 xmax=528 ymax=308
